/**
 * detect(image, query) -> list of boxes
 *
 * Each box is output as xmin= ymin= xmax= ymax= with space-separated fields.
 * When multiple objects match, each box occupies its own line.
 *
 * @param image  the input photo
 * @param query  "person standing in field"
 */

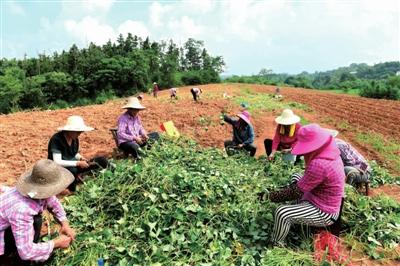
xmin=117 ymin=97 xmax=160 ymax=159
xmin=264 ymin=109 xmax=302 ymax=162
xmin=261 ymin=124 xmax=345 ymax=246
xmin=152 ymin=82 xmax=159 ymax=98
xmin=0 ymin=160 xmax=76 ymax=265
xmin=170 ymin=88 xmax=178 ymax=99
xmin=47 ymin=116 xmax=109 ymax=192
xmin=223 ymin=111 xmax=257 ymax=157
xmin=190 ymin=87 xmax=202 ymax=102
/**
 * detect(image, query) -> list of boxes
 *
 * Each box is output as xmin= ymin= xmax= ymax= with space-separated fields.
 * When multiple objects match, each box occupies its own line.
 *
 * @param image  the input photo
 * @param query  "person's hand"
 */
xmin=238 ymin=144 xmax=244 ymax=148
xmin=142 ymin=134 xmax=149 ymax=141
xmin=53 ymin=235 xmax=72 ymax=249
xmin=257 ymin=191 xmax=269 ymax=201
xmin=268 ymin=152 xmax=275 ymax=161
xmin=77 ymin=160 xmax=89 ymax=168
xmin=60 ymin=222 xmax=76 ymax=241
xmin=79 ymin=156 xmax=88 ymax=162
xmin=134 ymin=136 xmax=143 ymax=144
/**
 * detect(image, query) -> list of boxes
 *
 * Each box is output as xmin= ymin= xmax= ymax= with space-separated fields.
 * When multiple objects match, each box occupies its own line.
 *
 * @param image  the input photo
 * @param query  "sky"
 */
xmin=1 ymin=0 xmax=399 ymax=75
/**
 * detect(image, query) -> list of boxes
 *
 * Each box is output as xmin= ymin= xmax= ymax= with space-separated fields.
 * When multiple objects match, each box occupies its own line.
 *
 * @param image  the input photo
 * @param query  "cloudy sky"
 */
xmin=1 ymin=0 xmax=399 ymax=74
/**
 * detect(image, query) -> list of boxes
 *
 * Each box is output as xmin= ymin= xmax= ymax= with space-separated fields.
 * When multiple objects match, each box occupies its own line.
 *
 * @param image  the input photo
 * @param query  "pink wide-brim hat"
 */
xmin=292 ymin=124 xmax=332 ymax=155
xmin=237 ymin=111 xmax=251 ymax=125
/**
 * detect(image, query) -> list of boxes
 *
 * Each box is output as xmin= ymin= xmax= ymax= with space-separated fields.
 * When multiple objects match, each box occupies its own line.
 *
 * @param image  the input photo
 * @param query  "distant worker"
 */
xmin=190 ymin=87 xmax=203 ymax=102
xmin=264 ymin=109 xmax=302 ymax=162
xmin=47 ymin=116 xmax=109 ymax=192
xmin=0 ymin=160 xmax=76 ymax=264
xmin=152 ymin=82 xmax=159 ymax=98
xmin=239 ymin=102 xmax=249 ymax=112
xmin=274 ymin=87 xmax=283 ymax=99
xmin=117 ymin=97 xmax=160 ymax=159
xmin=335 ymin=138 xmax=372 ymax=186
xmin=223 ymin=111 xmax=256 ymax=157
xmin=170 ymin=88 xmax=178 ymax=99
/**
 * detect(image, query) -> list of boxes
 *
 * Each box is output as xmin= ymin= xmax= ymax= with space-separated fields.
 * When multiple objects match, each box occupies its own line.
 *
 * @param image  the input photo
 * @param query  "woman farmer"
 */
xmin=0 ymin=159 xmax=75 ymax=264
xmin=264 ymin=109 xmax=302 ymax=162
xmin=262 ymin=124 xmax=345 ymax=245
xmin=223 ymin=111 xmax=257 ymax=157
xmin=117 ymin=97 xmax=160 ymax=159
xmin=47 ymin=116 xmax=109 ymax=192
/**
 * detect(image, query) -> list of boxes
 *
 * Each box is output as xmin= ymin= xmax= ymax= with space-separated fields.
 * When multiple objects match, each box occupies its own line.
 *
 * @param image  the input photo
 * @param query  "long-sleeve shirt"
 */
xmin=224 ymin=115 xmax=255 ymax=145
xmin=117 ymin=111 xmax=147 ymax=145
xmin=0 ymin=188 xmax=67 ymax=261
xmin=296 ymin=138 xmax=344 ymax=214
xmin=336 ymin=139 xmax=371 ymax=173
xmin=272 ymin=123 xmax=301 ymax=151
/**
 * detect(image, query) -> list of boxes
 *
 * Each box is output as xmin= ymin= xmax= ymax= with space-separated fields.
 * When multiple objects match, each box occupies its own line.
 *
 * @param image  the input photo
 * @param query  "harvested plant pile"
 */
xmin=50 ymin=138 xmax=400 ymax=265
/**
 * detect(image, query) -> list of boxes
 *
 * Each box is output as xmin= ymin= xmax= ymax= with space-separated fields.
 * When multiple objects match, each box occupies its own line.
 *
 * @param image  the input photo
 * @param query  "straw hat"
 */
xmin=275 ymin=109 xmax=300 ymax=125
xmin=122 ymin=97 xmax=146 ymax=109
xmin=16 ymin=159 xmax=74 ymax=199
xmin=237 ymin=111 xmax=251 ymax=125
xmin=291 ymin=124 xmax=332 ymax=155
xmin=57 ymin=116 xmax=94 ymax=132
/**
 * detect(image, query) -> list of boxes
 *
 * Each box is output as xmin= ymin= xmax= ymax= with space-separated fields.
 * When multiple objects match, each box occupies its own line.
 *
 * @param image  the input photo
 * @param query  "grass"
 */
xmin=324 ymin=89 xmax=361 ymax=96
xmin=356 ymin=132 xmax=400 ymax=174
xmin=232 ymin=87 xmax=309 ymax=114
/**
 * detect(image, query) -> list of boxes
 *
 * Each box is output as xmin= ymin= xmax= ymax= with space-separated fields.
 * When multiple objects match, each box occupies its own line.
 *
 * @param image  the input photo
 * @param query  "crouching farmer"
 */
xmin=223 ymin=111 xmax=256 ymax=157
xmin=0 ymin=159 xmax=76 ymax=265
xmin=48 ymin=116 xmax=109 ymax=192
xmin=262 ymin=124 xmax=344 ymax=246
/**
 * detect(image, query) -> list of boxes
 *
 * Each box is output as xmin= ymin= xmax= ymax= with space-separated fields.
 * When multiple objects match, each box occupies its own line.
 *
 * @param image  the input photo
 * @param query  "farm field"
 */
xmin=0 ymin=83 xmax=399 ymax=265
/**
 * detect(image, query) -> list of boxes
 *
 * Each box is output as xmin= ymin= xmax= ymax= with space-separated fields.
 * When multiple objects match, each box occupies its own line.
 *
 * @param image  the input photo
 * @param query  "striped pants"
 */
xmin=271 ymin=201 xmax=339 ymax=245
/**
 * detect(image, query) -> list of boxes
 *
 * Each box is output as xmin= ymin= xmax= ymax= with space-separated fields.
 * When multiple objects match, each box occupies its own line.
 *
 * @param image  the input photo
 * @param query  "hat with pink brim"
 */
xmin=237 ymin=111 xmax=251 ymax=125
xmin=291 ymin=124 xmax=332 ymax=155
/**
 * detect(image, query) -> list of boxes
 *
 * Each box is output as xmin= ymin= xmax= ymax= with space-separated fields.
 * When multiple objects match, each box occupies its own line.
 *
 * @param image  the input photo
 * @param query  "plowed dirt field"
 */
xmin=1 ymin=83 xmax=399 ymax=185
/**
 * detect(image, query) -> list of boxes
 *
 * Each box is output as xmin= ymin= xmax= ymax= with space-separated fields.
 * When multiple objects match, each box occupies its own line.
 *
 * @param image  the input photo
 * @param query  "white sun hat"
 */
xmin=122 ymin=97 xmax=146 ymax=109
xmin=275 ymin=109 xmax=301 ymax=125
xmin=57 ymin=115 xmax=94 ymax=132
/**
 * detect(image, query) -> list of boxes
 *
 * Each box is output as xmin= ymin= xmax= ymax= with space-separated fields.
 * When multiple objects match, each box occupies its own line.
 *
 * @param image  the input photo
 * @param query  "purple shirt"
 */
xmin=0 ymin=187 xmax=67 ymax=261
xmin=297 ymin=157 xmax=345 ymax=214
xmin=117 ymin=111 xmax=147 ymax=145
xmin=336 ymin=139 xmax=371 ymax=173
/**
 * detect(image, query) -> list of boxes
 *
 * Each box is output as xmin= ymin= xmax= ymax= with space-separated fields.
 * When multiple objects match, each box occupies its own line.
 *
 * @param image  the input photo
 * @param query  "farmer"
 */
xmin=190 ymin=87 xmax=202 ymax=102
xmin=223 ymin=111 xmax=256 ymax=157
xmin=170 ymin=87 xmax=178 ymax=99
xmin=0 ymin=159 xmax=76 ymax=264
xmin=152 ymin=82 xmax=159 ymax=98
xmin=264 ymin=109 xmax=302 ymax=162
xmin=117 ymin=97 xmax=160 ymax=159
xmin=261 ymin=124 xmax=345 ymax=246
xmin=335 ymin=138 xmax=372 ymax=186
xmin=47 ymin=115 xmax=109 ymax=192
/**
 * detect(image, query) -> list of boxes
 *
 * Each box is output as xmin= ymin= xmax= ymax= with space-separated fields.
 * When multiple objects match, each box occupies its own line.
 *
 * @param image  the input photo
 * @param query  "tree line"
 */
xmin=0 ymin=35 xmax=225 ymax=114
xmin=225 ymin=61 xmax=400 ymax=100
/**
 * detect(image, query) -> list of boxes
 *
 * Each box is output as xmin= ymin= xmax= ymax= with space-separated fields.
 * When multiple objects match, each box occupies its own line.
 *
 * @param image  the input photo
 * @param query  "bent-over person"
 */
xmin=223 ymin=111 xmax=256 ymax=157
xmin=0 ymin=160 xmax=76 ymax=265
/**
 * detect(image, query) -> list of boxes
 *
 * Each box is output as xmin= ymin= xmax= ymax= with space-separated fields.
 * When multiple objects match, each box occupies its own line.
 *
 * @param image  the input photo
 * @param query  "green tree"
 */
xmin=0 ymin=67 xmax=25 ymax=113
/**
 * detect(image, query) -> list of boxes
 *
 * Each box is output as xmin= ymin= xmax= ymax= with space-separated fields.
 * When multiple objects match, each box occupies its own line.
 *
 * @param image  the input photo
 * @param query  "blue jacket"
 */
xmin=224 ymin=115 xmax=255 ymax=145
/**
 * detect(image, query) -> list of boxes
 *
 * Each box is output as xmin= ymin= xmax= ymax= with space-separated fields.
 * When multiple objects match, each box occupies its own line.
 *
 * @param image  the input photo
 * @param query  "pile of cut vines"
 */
xmin=50 ymin=138 xmax=400 ymax=265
